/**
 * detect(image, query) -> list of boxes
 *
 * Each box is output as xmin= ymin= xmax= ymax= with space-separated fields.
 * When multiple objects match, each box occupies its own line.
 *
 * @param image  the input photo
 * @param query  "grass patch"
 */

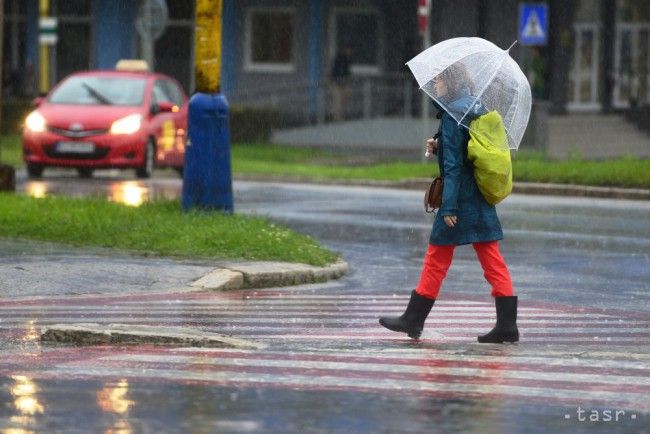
xmin=4 ymin=137 xmax=650 ymax=188
xmin=0 ymin=194 xmax=339 ymax=266
xmin=231 ymin=143 xmax=439 ymax=180
xmin=234 ymin=158 xmax=439 ymax=181
xmin=0 ymin=134 xmax=22 ymax=167
xmin=513 ymin=154 xmax=650 ymax=188
xmin=232 ymin=143 xmax=650 ymax=188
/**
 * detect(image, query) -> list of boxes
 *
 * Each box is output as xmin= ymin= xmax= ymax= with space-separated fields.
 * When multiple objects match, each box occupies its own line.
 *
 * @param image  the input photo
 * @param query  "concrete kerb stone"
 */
xmin=41 ymin=323 xmax=265 ymax=349
xmin=234 ymin=174 xmax=650 ymax=201
xmin=38 ymin=260 xmax=349 ymax=347
xmin=214 ymin=259 xmax=349 ymax=290
xmin=190 ymin=268 xmax=244 ymax=291
xmin=190 ymin=259 xmax=349 ymax=291
xmin=511 ymin=182 xmax=650 ymax=200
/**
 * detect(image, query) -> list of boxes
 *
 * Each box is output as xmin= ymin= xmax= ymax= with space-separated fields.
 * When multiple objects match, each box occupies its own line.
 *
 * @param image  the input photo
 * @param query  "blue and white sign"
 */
xmin=519 ymin=3 xmax=548 ymax=46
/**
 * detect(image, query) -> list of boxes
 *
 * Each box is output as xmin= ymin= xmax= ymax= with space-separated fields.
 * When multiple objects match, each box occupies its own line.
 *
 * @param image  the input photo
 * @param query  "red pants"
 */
xmin=415 ymin=241 xmax=514 ymax=299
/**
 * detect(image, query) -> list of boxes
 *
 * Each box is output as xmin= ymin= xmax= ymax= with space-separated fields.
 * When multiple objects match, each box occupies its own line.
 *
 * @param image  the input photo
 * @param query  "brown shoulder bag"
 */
xmin=424 ymin=176 xmax=443 ymax=213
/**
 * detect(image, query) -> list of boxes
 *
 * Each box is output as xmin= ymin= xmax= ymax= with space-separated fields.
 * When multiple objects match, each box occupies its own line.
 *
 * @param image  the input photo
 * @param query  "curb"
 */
xmin=234 ymin=174 xmax=650 ymax=201
xmin=37 ymin=260 xmax=350 ymax=346
xmin=511 ymin=182 xmax=650 ymax=201
xmin=41 ymin=323 xmax=265 ymax=349
xmin=190 ymin=259 xmax=349 ymax=291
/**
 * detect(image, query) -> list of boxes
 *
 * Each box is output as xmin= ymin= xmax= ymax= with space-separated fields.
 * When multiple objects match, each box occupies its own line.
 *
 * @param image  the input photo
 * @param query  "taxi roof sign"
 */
xmin=115 ymin=59 xmax=150 ymax=72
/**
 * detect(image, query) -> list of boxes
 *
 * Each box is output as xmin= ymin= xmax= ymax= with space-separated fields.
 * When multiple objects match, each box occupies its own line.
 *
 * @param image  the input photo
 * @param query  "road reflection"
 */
xmin=109 ymin=182 xmax=148 ymax=207
xmin=24 ymin=182 xmax=47 ymax=199
xmin=20 ymin=178 xmax=182 ymax=208
xmin=21 ymin=320 xmax=39 ymax=342
xmin=97 ymin=379 xmax=133 ymax=434
xmin=7 ymin=375 xmax=44 ymax=432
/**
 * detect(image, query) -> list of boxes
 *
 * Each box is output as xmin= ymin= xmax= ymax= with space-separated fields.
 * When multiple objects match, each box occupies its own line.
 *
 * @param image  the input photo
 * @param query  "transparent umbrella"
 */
xmin=407 ymin=37 xmax=531 ymax=150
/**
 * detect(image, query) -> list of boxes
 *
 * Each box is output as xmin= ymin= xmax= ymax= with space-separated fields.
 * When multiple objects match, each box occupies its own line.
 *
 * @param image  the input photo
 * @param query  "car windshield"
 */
xmin=48 ymin=76 xmax=147 ymax=106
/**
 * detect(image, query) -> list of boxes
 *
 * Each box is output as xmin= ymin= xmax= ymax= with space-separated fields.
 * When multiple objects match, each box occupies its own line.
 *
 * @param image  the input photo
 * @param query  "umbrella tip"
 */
xmin=506 ymin=40 xmax=518 ymax=52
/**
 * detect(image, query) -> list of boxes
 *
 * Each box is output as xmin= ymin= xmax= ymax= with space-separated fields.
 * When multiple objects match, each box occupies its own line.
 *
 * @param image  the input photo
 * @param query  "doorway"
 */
xmin=568 ymin=23 xmax=601 ymax=111
xmin=613 ymin=23 xmax=650 ymax=108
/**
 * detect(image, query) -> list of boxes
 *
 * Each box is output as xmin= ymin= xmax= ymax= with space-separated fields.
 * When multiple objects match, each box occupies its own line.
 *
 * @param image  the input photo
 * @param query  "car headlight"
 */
xmin=110 ymin=114 xmax=142 ymax=135
xmin=25 ymin=111 xmax=46 ymax=133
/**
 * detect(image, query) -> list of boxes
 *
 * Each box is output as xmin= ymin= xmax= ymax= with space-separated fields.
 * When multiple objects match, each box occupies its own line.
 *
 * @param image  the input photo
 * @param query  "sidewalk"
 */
xmin=234 ymin=173 xmax=650 ymax=201
xmin=271 ymin=114 xmax=650 ymax=161
xmin=0 ymin=238 xmax=349 ymax=300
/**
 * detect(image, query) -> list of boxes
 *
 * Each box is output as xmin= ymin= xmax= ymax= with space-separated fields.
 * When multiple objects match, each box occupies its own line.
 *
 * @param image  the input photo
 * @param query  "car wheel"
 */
xmin=174 ymin=167 xmax=183 ymax=178
xmin=77 ymin=167 xmax=94 ymax=178
xmin=26 ymin=163 xmax=44 ymax=179
xmin=136 ymin=139 xmax=155 ymax=179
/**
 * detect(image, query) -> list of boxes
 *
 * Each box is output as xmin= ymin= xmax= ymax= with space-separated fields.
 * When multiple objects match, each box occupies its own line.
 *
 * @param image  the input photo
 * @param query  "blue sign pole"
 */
xmin=182 ymin=0 xmax=233 ymax=212
xmin=182 ymin=93 xmax=233 ymax=211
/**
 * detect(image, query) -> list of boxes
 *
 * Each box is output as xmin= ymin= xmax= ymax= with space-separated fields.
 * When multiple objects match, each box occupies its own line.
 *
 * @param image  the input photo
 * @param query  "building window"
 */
xmin=613 ymin=1 xmax=650 ymax=107
xmin=617 ymin=0 xmax=650 ymax=22
xmin=55 ymin=0 xmax=91 ymax=16
xmin=245 ymin=7 xmax=296 ymax=73
xmin=330 ymin=7 xmax=383 ymax=75
xmin=52 ymin=0 xmax=94 ymax=83
xmin=153 ymin=0 xmax=195 ymax=93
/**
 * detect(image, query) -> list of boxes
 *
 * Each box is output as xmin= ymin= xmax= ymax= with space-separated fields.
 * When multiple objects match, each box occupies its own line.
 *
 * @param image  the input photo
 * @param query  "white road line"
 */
xmin=239 ymin=334 xmax=650 ymax=343
xmin=0 ymin=308 xmax=616 ymax=320
xmin=0 ymin=317 xmax=640 ymax=326
xmin=195 ymin=326 xmax=650 ymax=333
xmin=102 ymin=354 xmax=650 ymax=387
xmin=173 ymin=348 xmax=650 ymax=370
xmin=242 ymin=296 xmax=491 ymax=302
xmin=0 ymin=305 xmax=567 ymax=312
xmin=47 ymin=366 xmax=650 ymax=407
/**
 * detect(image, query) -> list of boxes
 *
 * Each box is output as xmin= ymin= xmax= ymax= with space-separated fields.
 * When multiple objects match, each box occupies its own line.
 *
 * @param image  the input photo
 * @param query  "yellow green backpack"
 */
xmin=467 ymin=111 xmax=513 ymax=205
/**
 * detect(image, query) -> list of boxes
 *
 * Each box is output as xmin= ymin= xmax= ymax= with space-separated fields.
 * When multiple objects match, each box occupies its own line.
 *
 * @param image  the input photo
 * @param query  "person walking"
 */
xmin=378 ymin=63 xmax=519 ymax=343
xmin=329 ymin=45 xmax=352 ymax=121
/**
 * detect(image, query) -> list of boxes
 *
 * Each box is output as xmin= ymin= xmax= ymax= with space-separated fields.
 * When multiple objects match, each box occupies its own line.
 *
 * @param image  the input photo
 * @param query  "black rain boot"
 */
xmin=379 ymin=290 xmax=435 ymax=339
xmin=478 ymin=296 xmax=519 ymax=343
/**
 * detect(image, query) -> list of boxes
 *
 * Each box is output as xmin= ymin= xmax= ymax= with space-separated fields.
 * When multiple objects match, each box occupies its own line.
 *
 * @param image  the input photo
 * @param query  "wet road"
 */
xmin=1 ymin=172 xmax=649 ymax=433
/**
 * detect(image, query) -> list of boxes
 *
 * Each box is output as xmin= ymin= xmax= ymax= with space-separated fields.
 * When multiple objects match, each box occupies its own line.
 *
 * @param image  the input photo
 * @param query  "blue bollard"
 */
xmin=182 ymin=92 xmax=234 ymax=212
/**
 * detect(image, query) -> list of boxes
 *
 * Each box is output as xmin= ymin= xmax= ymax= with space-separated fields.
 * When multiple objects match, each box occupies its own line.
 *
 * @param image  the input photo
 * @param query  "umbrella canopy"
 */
xmin=407 ymin=37 xmax=531 ymax=150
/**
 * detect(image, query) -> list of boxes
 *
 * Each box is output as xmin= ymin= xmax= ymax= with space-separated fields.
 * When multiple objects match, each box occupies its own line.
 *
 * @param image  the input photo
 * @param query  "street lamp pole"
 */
xmin=0 ymin=0 xmax=16 ymax=192
xmin=419 ymin=0 xmax=432 ymax=163
xmin=0 ymin=0 xmax=4 ymax=165
xmin=39 ymin=0 xmax=50 ymax=94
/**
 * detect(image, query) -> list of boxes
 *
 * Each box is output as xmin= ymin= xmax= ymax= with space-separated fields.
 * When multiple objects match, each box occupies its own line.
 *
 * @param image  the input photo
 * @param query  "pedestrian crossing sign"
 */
xmin=519 ymin=3 xmax=548 ymax=46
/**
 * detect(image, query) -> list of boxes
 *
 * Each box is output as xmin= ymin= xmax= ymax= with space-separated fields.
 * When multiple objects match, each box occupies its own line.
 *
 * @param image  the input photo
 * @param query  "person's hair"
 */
xmin=438 ymin=63 xmax=474 ymax=97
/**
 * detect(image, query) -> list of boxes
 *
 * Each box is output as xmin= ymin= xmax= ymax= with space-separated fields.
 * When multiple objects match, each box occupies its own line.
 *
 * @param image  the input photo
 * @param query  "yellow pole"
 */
xmin=39 ymin=0 xmax=50 ymax=94
xmin=194 ymin=0 xmax=222 ymax=93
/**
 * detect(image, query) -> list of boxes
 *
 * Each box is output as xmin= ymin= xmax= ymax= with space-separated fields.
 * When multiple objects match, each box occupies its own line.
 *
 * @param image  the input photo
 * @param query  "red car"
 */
xmin=22 ymin=61 xmax=188 ymax=178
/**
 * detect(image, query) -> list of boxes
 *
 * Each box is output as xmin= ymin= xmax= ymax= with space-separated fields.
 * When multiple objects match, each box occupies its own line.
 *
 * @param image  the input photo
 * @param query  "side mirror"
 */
xmin=32 ymin=96 xmax=45 ymax=107
xmin=155 ymin=101 xmax=177 ymax=113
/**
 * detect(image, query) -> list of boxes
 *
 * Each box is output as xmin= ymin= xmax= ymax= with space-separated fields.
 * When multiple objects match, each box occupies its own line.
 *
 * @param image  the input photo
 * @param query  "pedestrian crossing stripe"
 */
xmin=42 ymin=365 xmax=650 ymax=412
xmin=0 ymin=289 xmax=648 ymax=412
xmin=100 ymin=354 xmax=650 ymax=387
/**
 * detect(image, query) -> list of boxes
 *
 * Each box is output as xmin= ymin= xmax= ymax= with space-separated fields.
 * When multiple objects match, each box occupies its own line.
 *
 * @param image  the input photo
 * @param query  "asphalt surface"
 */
xmin=0 ymin=171 xmax=648 ymax=434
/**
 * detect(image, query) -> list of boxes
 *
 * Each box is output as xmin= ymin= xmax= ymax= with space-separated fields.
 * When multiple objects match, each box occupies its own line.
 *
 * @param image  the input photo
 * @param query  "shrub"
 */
xmin=229 ymin=105 xmax=281 ymax=143
xmin=1 ymin=98 xmax=33 ymax=134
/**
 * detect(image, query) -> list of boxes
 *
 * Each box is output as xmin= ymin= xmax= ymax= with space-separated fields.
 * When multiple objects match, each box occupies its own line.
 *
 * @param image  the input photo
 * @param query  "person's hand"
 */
xmin=444 ymin=215 xmax=457 ymax=228
xmin=425 ymin=137 xmax=438 ymax=157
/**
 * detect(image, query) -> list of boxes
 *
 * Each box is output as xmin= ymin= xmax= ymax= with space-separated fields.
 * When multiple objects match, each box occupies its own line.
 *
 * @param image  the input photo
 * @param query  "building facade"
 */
xmin=2 ymin=0 xmax=649 ymax=117
xmin=2 ymin=0 xmax=194 ymax=94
